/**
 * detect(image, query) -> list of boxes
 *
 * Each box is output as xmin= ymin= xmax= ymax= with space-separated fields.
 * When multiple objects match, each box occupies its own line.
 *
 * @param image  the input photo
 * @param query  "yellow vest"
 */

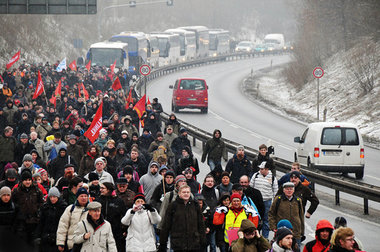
xmin=224 ymin=209 xmax=247 ymax=243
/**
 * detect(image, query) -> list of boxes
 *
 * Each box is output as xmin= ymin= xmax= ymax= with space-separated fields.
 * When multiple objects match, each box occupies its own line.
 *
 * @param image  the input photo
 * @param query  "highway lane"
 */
xmin=147 ymin=55 xmax=380 ymax=186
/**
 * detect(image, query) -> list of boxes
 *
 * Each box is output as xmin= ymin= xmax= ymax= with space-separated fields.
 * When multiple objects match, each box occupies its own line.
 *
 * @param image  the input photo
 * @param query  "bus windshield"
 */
xmin=158 ymin=38 xmax=169 ymax=57
xmin=90 ymin=48 xmax=123 ymax=66
xmin=110 ymin=37 xmax=138 ymax=51
xmin=209 ymin=34 xmax=217 ymax=50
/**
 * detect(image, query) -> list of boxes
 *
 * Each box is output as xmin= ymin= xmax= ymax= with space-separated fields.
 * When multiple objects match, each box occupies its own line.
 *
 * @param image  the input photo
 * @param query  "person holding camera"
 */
xmin=121 ymin=193 xmax=161 ymax=252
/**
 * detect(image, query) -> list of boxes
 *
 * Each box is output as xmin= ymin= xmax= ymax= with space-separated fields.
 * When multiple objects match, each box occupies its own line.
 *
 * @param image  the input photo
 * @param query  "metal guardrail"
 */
xmin=134 ymin=51 xmax=380 ymax=215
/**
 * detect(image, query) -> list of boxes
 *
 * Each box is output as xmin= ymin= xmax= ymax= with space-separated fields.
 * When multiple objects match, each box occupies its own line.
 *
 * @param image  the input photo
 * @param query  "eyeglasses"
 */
xmin=345 ymin=237 xmax=355 ymax=242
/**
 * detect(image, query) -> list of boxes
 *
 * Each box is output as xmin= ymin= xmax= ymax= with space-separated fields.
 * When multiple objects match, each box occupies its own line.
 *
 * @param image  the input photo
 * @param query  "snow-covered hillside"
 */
xmin=244 ymin=42 xmax=380 ymax=145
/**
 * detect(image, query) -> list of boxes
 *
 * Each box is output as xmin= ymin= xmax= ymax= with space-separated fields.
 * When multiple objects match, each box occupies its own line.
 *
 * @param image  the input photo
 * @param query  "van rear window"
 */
xmin=179 ymin=80 xmax=206 ymax=90
xmin=321 ymin=128 xmax=359 ymax=145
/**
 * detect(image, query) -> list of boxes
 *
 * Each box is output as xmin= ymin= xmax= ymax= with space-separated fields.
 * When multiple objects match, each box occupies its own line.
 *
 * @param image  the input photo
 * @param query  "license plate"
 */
xmin=323 ymin=151 xmax=341 ymax=156
xmin=187 ymin=98 xmax=197 ymax=101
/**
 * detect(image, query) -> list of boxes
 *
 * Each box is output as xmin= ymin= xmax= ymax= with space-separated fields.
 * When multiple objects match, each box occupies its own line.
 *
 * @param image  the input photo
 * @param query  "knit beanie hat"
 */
xmin=276 ymin=227 xmax=293 ymax=242
xmin=48 ymin=187 xmax=61 ymax=198
xmin=94 ymin=157 xmax=105 ymax=166
xmin=165 ymin=170 xmax=176 ymax=178
xmin=76 ymin=187 xmax=89 ymax=198
xmin=36 ymin=168 xmax=47 ymax=177
xmin=134 ymin=193 xmax=145 ymax=203
xmin=21 ymin=170 xmax=33 ymax=181
xmin=88 ymin=172 xmax=99 ymax=182
xmin=230 ymin=193 xmax=242 ymax=201
xmin=22 ymin=154 xmax=33 ymax=162
xmin=277 ymin=219 xmax=293 ymax=230
xmin=123 ymin=165 xmax=134 ymax=175
xmin=5 ymin=168 xmax=17 ymax=179
xmin=0 ymin=186 xmax=11 ymax=197
xmin=175 ymin=175 xmax=186 ymax=185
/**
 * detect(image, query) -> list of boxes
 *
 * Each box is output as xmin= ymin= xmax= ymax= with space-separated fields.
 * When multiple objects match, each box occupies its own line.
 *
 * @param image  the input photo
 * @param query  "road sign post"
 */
xmin=313 ymin=67 xmax=324 ymax=121
xmin=140 ymin=64 xmax=151 ymax=96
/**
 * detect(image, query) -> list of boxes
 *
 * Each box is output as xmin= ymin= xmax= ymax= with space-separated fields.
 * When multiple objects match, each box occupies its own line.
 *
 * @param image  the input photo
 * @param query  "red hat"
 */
xmin=230 ymin=193 xmax=242 ymax=201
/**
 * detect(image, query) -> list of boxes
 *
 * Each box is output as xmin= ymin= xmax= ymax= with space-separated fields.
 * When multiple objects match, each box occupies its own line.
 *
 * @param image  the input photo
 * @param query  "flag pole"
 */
xmin=43 ymin=88 xmax=49 ymax=106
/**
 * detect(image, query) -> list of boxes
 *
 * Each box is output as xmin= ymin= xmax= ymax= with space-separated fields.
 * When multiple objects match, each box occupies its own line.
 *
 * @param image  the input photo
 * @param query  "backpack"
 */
xmin=274 ymin=195 xmax=302 ymax=217
xmin=152 ymin=146 xmax=167 ymax=162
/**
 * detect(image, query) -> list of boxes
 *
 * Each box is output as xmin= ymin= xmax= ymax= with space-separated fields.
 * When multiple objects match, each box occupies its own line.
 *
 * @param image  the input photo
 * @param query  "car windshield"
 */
xmin=321 ymin=128 xmax=359 ymax=145
xmin=238 ymin=42 xmax=251 ymax=47
xmin=180 ymin=79 xmax=206 ymax=90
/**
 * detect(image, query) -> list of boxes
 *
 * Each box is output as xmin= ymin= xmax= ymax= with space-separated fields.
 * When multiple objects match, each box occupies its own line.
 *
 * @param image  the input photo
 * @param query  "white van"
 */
xmin=294 ymin=122 xmax=365 ymax=179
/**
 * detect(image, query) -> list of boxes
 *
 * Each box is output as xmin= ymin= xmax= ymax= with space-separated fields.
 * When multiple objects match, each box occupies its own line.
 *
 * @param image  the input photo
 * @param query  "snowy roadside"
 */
xmin=241 ymin=63 xmax=380 ymax=149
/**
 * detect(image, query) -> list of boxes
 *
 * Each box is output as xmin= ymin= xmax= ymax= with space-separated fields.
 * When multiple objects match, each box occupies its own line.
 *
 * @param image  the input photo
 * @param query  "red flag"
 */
xmin=69 ymin=60 xmax=77 ymax=71
xmin=84 ymin=102 xmax=103 ymax=143
xmin=49 ymin=80 xmax=62 ymax=107
xmin=110 ymin=60 xmax=116 ymax=73
xmin=133 ymin=95 xmax=146 ymax=128
xmin=32 ymin=71 xmax=44 ymax=99
xmin=86 ymin=60 xmax=91 ymax=71
xmin=49 ymin=96 xmax=57 ymax=107
xmin=80 ymin=82 xmax=89 ymax=100
xmin=125 ymin=89 xmax=133 ymax=109
xmin=147 ymin=96 xmax=151 ymax=106
xmin=6 ymin=51 xmax=21 ymax=69
xmin=0 ymin=75 xmax=4 ymax=83
xmin=112 ymin=77 xmax=122 ymax=91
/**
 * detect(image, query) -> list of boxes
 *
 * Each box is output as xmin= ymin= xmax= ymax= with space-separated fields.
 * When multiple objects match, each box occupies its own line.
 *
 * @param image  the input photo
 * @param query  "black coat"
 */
xmin=171 ymin=135 xmax=191 ymax=159
xmin=36 ymin=198 xmax=67 ymax=250
xmin=48 ymin=153 xmax=77 ymax=181
xmin=14 ymin=141 xmax=36 ymax=166
xmin=243 ymin=187 xmax=265 ymax=221
xmin=0 ymin=199 xmax=16 ymax=228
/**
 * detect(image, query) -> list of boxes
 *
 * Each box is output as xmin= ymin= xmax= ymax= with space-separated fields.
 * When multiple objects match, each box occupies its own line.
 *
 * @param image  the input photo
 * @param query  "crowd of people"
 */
xmin=0 ymin=61 xmax=365 ymax=252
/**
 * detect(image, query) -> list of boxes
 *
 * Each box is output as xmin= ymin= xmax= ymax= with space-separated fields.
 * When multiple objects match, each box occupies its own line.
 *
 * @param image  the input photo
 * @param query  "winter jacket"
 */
xmin=244 ymin=187 xmax=265 ymax=220
xmin=270 ymin=241 xmax=294 ymax=252
xmin=226 ymin=154 xmax=252 ymax=183
xmin=278 ymin=172 xmax=311 ymax=188
xmin=277 ymin=183 xmax=319 ymax=215
xmin=73 ymin=215 xmax=117 ymax=252
xmin=151 ymin=180 xmax=174 ymax=211
xmin=79 ymin=151 xmax=100 ymax=178
xmin=171 ymin=135 xmax=191 ymax=159
xmin=159 ymin=197 xmax=206 ymax=251
xmin=163 ymin=132 xmax=177 ymax=147
xmin=139 ymin=171 xmax=162 ymax=203
xmin=36 ymin=123 xmax=52 ymax=141
xmin=304 ymin=219 xmax=333 ymax=252
xmin=231 ymin=235 xmax=271 ymax=252
xmin=0 ymin=134 xmax=16 ymax=163
xmin=269 ymin=194 xmax=304 ymax=239
xmin=12 ymin=183 xmax=44 ymax=224
xmin=67 ymin=143 xmax=84 ymax=169
xmin=252 ymin=154 xmax=275 ymax=174
xmin=176 ymin=154 xmax=199 ymax=176
xmin=14 ymin=141 xmax=35 ymax=166
xmin=3 ymin=103 xmax=18 ymax=126
xmin=30 ymin=138 xmax=47 ymax=162
xmin=48 ymin=153 xmax=76 ymax=181
xmin=143 ymin=117 xmax=161 ymax=138
xmin=0 ymin=198 xmax=16 ymax=228
xmin=56 ymin=202 xmax=88 ymax=249
xmin=43 ymin=139 xmax=67 ymax=161
xmin=121 ymin=205 xmax=161 ymax=252
xmin=36 ymin=198 xmax=67 ymax=248
xmin=84 ymin=170 xmax=114 ymax=185
xmin=118 ymin=123 xmax=138 ymax=139
xmin=201 ymin=185 xmax=220 ymax=212
xmin=217 ymin=182 xmax=233 ymax=195
xmin=122 ymin=157 xmax=148 ymax=178
xmin=117 ymin=189 xmax=135 ymax=209
xmin=201 ymin=129 xmax=227 ymax=163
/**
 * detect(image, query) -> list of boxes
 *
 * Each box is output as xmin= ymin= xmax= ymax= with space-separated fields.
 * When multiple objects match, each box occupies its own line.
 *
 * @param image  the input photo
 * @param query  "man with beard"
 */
xmin=226 ymin=145 xmax=252 ymax=184
xmin=48 ymin=147 xmax=76 ymax=181
xmin=55 ymin=164 xmax=77 ymax=190
xmin=304 ymin=219 xmax=334 ymax=252
xmin=201 ymin=129 xmax=228 ymax=171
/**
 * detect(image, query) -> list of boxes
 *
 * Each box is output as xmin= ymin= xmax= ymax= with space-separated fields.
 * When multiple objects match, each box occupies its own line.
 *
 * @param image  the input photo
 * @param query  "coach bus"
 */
xmin=165 ymin=28 xmax=196 ymax=61
xmin=109 ymin=32 xmax=148 ymax=75
xmin=87 ymin=41 xmax=129 ymax=70
xmin=178 ymin=26 xmax=209 ymax=58
xmin=209 ymin=29 xmax=230 ymax=57
xmin=150 ymin=32 xmax=181 ymax=66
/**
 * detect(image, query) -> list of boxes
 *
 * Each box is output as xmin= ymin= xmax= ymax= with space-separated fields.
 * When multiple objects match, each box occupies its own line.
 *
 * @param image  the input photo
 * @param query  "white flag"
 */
xmin=56 ymin=58 xmax=67 ymax=72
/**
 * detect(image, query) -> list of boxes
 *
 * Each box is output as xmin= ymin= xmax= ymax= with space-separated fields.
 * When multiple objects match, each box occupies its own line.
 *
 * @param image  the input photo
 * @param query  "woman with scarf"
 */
xmin=79 ymin=145 xmax=100 ymax=178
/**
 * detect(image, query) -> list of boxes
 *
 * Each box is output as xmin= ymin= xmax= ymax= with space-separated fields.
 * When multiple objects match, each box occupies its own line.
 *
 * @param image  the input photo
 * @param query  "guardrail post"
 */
xmin=193 ymin=135 xmax=196 ymax=147
xmin=310 ymin=182 xmax=315 ymax=193
xmin=335 ymin=189 xmax=340 ymax=206
xmin=364 ymin=198 xmax=369 ymax=215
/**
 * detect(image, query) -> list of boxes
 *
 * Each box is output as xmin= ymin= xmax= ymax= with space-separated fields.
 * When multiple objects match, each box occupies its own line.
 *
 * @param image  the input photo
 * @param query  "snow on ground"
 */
xmin=243 ymin=43 xmax=380 ymax=146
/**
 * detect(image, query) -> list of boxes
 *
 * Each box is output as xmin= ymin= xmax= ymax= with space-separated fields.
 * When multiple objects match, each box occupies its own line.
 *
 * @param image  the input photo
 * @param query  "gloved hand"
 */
xmin=244 ymin=206 xmax=257 ymax=215
xmin=143 ymin=204 xmax=155 ymax=212
xmin=215 ymin=206 xmax=228 ymax=214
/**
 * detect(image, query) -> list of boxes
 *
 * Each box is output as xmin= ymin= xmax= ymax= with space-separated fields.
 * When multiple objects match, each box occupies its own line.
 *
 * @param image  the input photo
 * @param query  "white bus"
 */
xmin=209 ymin=29 xmax=230 ymax=57
xmin=150 ymin=32 xmax=181 ymax=66
xmin=178 ymin=26 xmax=209 ymax=58
xmin=146 ymin=34 xmax=160 ymax=68
xmin=87 ymin=41 xmax=129 ymax=70
xmin=165 ymin=28 xmax=196 ymax=61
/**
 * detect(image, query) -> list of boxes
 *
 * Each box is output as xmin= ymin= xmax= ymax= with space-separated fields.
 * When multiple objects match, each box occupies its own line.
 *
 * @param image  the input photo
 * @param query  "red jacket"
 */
xmin=303 ymin=219 xmax=334 ymax=252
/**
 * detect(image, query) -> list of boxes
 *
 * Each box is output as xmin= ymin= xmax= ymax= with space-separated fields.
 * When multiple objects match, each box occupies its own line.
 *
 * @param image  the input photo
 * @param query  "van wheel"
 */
xmin=174 ymin=106 xmax=179 ymax=113
xmin=355 ymin=169 xmax=364 ymax=180
xmin=201 ymin=107 xmax=208 ymax=114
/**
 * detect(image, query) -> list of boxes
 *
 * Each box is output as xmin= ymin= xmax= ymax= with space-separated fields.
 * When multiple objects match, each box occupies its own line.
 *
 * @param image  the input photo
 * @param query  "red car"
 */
xmin=169 ymin=78 xmax=208 ymax=113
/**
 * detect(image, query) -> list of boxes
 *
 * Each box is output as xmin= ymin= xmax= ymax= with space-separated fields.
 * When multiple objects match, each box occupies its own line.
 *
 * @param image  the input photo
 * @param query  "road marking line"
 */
xmin=278 ymin=144 xmax=293 ymax=151
xmin=318 ymin=204 xmax=380 ymax=228
xmin=365 ymin=175 xmax=380 ymax=182
xmin=230 ymin=124 xmax=239 ymax=128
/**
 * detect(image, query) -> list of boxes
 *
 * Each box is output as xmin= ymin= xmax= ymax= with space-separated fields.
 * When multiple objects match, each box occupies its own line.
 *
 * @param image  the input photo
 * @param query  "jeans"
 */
xmin=206 ymin=230 xmax=216 ymax=252
xmin=262 ymin=199 xmax=272 ymax=238
xmin=207 ymin=160 xmax=221 ymax=172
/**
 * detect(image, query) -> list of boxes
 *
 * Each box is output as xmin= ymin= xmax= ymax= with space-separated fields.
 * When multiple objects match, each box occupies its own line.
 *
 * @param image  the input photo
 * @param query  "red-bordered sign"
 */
xmin=313 ymin=67 xmax=324 ymax=79
xmin=139 ymin=64 xmax=151 ymax=76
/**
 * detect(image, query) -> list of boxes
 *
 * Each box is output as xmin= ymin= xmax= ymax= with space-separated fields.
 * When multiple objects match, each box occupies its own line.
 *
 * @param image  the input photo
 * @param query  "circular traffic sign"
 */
xmin=313 ymin=67 xmax=324 ymax=79
xmin=139 ymin=64 xmax=151 ymax=76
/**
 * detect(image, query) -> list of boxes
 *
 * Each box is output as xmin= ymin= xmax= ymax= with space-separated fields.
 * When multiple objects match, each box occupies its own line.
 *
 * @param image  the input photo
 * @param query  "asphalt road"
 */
xmin=146 ymin=55 xmax=380 ymax=250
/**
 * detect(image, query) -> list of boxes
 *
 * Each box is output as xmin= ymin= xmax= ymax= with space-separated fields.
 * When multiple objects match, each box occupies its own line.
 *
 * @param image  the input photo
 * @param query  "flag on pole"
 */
xmin=56 ymin=58 xmax=67 ymax=72
xmin=49 ymin=80 xmax=62 ymax=107
xmin=84 ymin=102 xmax=103 ymax=143
xmin=80 ymin=82 xmax=89 ymax=100
xmin=111 ymin=77 xmax=122 ymax=91
xmin=69 ymin=60 xmax=77 ymax=71
xmin=32 ymin=71 xmax=44 ymax=99
xmin=125 ymin=89 xmax=133 ymax=109
xmin=147 ymin=96 xmax=151 ymax=106
xmin=86 ymin=60 xmax=91 ymax=71
xmin=133 ymin=94 xmax=146 ymax=128
xmin=110 ymin=60 xmax=116 ymax=73
xmin=0 ymin=75 xmax=4 ymax=83
xmin=6 ymin=50 xmax=21 ymax=69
